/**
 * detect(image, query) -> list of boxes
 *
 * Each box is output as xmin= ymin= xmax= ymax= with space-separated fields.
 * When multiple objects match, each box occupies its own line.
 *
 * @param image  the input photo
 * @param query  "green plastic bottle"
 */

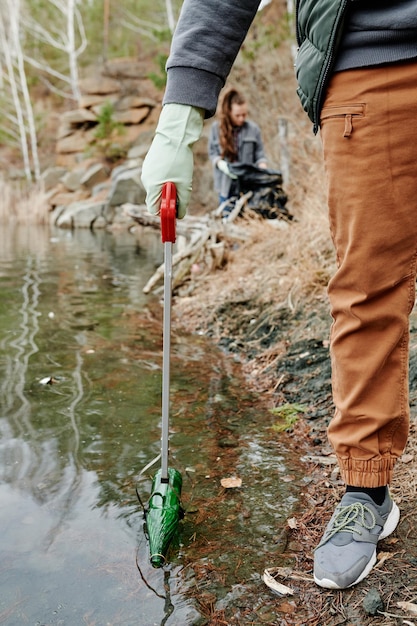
xmin=147 ymin=467 xmax=183 ymax=568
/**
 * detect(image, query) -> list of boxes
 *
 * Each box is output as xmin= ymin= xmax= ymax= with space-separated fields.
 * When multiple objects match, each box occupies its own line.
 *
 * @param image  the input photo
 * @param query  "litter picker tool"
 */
xmin=145 ymin=182 xmax=183 ymax=568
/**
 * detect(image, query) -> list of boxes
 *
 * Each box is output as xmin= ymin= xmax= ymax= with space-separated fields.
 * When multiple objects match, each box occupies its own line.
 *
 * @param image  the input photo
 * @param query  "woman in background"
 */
xmin=208 ymin=88 xmax=267 ymax=205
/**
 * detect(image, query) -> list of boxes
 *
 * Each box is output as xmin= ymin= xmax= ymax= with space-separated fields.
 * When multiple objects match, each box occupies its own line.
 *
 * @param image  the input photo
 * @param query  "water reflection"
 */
xmin=0 ymin=224 xmax=298 ymax=625
xmin=0 ymin=225 xmax=170 ymax=624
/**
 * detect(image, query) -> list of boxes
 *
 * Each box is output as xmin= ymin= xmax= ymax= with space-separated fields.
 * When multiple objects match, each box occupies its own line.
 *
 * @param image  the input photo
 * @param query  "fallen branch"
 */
xmin=143 ymin=230 xmax=210 ymax=294
xmin=263 ymin=566 xmax=314 ymax=596
xmin=123 ymin=203 xmax=208 ymax=236
xmin=226 ymin=191 xmax=253 ymax=223
xmin=125 ymin=200 xmax=251 ymax=294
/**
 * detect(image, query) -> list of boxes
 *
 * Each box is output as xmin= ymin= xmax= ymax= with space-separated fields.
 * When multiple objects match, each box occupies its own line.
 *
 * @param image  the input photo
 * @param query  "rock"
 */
xmin=105 ymin=205 xmax=135 ymax=226
xmin=56 ymin=122 xmax=74 ymax=140
xmin=45 ymin=184 xmax=65 ymax=208
xmin=55 ymin=199 xmax=107 ymax=229
xmin=61 ymin=109 xmax=97 ymax=125
xmin=56 ymin=132 xmax=85 ymax=154
xmin=363 ymin=588 xmax=384 ymax=616
xmin=112 ymin=108 xmax=150 ymax=125
xmin=92 ymin=215 xmax=107 ymax=229
xmin=61 ymin=169 xmax=86 ymax=192
xmin=78 ymin=94 xmax=118 ymax=109
xmin=55 ymin=153 xmax=82 ymax=169
xmin=89 ymin=104 xmax=150 ymax=125
xmin=127 ymin=128 xmax=155 ymax=152
xmin=49 ymin=205 xmax=67 ymax=226
xmin=118 ymin=125 xmax=145 ymax=145
xmin=111 ymin=159 xmax=142 ymax=180
xmin=56 ymin=128 xmax=97 ymax=154
xmin=136 ymin=105 xmax=161 ymax=131
xmin=114 ymin=96 xmax=157 ymax=110
xmin=107 ymin=169 xmax=145 ymax=207
xmin=80 ymin=163 xmax=110 ymax=189
xmin=91 ymin=181 xmax=111 ymax=198
xmin=49 ymin=189 xmax=90 ymax=208
xmin=41 ymin=166 xmax=67 ymax=191
xmin=126 ymin=143 xmax=147 ymax=160
xmin=102 ymin=58 xmax=151 ymax=79
xmin=78 ymin=76 xmax=121 ymax=95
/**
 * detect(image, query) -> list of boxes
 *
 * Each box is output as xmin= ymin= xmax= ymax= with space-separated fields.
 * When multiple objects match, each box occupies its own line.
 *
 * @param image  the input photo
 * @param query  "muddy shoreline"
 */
xmin=171 ymin=257 xmax=417 ymax=626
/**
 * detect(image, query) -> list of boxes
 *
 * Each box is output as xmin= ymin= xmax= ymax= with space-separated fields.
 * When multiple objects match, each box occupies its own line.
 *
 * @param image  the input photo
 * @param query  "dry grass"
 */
xmin=174 ymin=158 xmax=334 ymax=357
xmin=0 ymin=177 xmax=50 ymax=225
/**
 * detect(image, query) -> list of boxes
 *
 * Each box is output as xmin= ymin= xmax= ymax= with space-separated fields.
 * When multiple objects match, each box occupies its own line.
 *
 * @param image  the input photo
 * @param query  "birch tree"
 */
xmin=23 ymin=0 xmax=87 ymax=101
xmin=165 ymin=0 xmax=176 ymax=34
xmin=120 ymin=0 xmax=179 ymax=41
xmin=0 ymin=0 xmax=40 ymax=181
xmin=0 ymin=0 xmax=87 ymax=181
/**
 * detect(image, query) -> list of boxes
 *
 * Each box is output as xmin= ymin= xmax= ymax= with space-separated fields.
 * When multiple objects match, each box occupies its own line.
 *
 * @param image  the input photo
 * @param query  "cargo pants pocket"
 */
xmin=320 ymin=103 xmax=366 ymax=138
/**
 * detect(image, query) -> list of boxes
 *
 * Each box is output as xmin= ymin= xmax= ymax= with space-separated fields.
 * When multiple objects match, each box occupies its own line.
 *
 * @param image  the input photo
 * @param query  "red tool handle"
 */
xmin=160 ymin=182 xmax=177 ymax=244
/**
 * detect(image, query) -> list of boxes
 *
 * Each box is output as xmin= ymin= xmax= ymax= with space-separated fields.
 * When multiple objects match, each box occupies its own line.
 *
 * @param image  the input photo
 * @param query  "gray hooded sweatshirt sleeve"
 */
xmin=164 ymin=0 xmax=261 ymax=117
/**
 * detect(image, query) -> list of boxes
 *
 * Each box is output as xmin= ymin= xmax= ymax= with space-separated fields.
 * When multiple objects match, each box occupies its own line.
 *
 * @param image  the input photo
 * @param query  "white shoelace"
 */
xmin=316 ymin=502 xmax=377 ymax=549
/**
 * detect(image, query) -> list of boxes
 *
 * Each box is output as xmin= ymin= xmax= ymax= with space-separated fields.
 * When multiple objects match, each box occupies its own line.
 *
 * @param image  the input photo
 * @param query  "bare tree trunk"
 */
xmin=0 ymin=0 xmax=87 ymax=180
xmin=23 ymin=0 xmax=87 ymax=101
xmin=67 ymin=0 xmax=80 ymax=101
xmin=165 ymin=0 xmax=176 ymax=34
xmin=0 ymin=5 xmax=32 ymax=181
xmin=9 ymin=0 xmax=40 ymax=180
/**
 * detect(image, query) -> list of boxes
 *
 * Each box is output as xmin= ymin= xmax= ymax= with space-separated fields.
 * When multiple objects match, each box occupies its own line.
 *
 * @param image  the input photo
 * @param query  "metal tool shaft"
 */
xmin=159 ymin=181 xmax=176 ymax=483
xmin=161 ymin=239 xmax=173 ymax=481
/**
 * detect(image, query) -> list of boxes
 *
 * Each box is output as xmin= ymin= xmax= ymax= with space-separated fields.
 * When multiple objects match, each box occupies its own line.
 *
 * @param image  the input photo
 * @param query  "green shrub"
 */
xmin=90 ymin=101 xmax=126 ymax=161
xmin=270 ymin=403 xmax=307 ymax=432
xmin=147 ymin=53 xmax=168 ymax=90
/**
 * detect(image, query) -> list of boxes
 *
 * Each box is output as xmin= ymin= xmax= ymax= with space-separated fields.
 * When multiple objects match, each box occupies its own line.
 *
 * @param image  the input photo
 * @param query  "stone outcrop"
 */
xmin=55 ymin=68 xmax=160 ymax=167
xmin=44 ymin=59 xmax=216 ymax=229
xmin=44 ymin=160 xmax=139 ymax=229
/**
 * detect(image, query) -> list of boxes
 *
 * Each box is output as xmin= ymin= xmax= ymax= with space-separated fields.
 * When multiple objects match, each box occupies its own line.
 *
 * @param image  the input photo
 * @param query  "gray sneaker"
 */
xmin=314 ymin=490 xmax=400 ymax=589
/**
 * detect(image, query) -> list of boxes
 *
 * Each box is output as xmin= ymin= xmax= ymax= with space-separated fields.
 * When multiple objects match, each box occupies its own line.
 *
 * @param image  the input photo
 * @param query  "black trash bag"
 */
xmin=228 ymin=162 xmax=292 ymax=221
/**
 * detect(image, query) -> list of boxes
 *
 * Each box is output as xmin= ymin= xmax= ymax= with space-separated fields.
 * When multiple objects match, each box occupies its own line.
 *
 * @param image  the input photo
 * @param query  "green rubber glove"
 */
xmin=141 ymin=103 xmax=204 ymax=218
xmin=217 ymin=159 xmax=238 ymax=179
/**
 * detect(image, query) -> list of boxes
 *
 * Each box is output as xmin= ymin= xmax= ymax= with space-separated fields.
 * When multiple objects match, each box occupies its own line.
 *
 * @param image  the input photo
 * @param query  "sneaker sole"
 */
xmin=314 ymin=501 xmax=400 ymax=590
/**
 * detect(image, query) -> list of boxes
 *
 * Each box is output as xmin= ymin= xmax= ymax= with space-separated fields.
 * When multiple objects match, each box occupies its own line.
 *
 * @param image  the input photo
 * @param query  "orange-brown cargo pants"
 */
xmin=320 ymin=60 xmax=417 ymax=488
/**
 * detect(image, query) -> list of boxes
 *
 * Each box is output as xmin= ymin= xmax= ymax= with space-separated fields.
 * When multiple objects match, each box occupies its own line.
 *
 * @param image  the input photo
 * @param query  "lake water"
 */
xmin=0 ymin=224 xmax=300 ymax=625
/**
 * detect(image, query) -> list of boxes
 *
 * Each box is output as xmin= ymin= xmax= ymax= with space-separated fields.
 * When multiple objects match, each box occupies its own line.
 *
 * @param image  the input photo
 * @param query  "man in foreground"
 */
xmin=141 ymin=0 xmax=417 ymax=589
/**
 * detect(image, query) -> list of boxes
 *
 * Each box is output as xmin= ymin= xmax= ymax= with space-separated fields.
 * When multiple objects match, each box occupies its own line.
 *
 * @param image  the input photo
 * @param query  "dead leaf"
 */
xmin=376 ymin=551 xmax=393 ymax=566
xmin=385 ymin=537 xmax=400 ymax=545
xmin=276 ymin=601 xmax=296 ymax=613
xmin=220 ymin=476 xmax=242 ymax=489
xmin=303 ymin=454 xmax=338 ymax=466
xmin=281 ymin=474 xmax=295 ymax=483
xmin=397 ymin=601 xmax=417 ymax=615
xmin=287 ymin=517 xmax=298 ymax=529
